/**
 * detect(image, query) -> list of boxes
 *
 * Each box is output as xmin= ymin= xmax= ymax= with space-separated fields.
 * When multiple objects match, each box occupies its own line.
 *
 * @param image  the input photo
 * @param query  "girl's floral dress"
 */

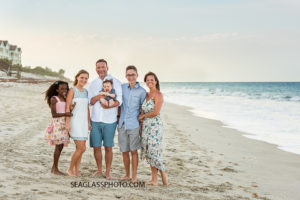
xmin=44 ymin=96 xmax=69 ymax=146
xmin=141 ymin=97 xmax=165 ymax=171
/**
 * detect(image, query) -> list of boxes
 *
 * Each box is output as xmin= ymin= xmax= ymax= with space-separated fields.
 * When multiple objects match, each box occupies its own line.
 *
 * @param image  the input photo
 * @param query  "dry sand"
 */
xmin=0 ymin=82 xmax=300 ymax=200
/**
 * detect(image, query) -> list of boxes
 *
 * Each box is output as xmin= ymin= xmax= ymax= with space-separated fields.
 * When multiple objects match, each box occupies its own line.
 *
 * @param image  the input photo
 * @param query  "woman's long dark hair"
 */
xmin=45 ymin=80 xmax=69 ymax=107
xmin=144 ymin=72 xmax=160 ymax=91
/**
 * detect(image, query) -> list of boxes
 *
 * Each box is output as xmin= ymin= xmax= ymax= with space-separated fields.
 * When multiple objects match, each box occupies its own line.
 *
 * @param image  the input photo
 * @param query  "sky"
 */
xmin=1 ymin=0 xmax=300 ymax=82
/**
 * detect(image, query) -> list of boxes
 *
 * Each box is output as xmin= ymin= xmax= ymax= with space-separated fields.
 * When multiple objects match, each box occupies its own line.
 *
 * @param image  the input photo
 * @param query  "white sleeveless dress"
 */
xmin=70 ymin=86 xmax=89 ymax=140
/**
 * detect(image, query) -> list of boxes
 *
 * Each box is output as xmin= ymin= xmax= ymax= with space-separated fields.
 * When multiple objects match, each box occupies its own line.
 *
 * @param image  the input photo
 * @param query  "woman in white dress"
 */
xmin=66 ymin=69 xmax=91 ymax=177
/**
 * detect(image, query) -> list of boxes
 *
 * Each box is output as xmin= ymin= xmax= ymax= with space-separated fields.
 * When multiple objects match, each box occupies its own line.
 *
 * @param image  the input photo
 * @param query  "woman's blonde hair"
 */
xmin=73 ymin=69 xmax=89 ymax=86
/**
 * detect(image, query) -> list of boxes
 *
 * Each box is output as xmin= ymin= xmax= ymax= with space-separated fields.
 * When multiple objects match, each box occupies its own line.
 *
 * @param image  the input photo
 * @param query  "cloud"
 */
xmin=192 ymin=32 xmax=240 ymax=42
xmin=173 ymin=32 xmax=242 ymax=43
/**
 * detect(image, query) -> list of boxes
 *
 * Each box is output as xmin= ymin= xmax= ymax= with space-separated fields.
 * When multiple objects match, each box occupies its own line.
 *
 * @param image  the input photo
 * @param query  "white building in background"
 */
xmin=0 ymin=40 xmax=22 ymax=65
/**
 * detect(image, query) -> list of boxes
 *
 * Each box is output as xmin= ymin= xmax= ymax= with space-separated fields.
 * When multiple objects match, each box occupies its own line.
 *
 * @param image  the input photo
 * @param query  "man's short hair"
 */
xmin=126 ymin=65 xmax=137 ymax=73
xmin=96 ymin=59 xmax=108 ymax=66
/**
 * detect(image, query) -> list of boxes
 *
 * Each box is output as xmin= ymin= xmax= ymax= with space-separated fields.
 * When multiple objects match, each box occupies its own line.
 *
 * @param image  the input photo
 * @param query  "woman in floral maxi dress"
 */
xmin=139 ymin=72 xmax=168 ymax=186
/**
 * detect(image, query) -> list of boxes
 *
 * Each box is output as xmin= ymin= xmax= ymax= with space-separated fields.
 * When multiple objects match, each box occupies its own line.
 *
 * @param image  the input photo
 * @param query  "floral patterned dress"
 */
xmin=44 ymin=117 xmax=69 ymax=146
xmin=44 ymin=96 xmax=69 ymax=146
xmin=141 ymin=97 xmax=165 ymax=171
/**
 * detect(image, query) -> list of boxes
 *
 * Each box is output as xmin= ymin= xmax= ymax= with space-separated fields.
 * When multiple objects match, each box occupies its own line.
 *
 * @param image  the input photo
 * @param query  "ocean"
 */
xmin=159 ymin=82 xmax=300 ymax=155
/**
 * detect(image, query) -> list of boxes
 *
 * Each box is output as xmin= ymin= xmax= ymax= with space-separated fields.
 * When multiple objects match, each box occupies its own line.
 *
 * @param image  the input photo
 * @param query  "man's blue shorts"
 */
xmin=90 ymin=121 xmax=117 ymax=147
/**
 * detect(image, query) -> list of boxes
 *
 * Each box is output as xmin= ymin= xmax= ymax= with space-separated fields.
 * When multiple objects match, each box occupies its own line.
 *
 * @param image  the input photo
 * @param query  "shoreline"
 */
xmin=1 ymin=82 xmax=300 ymax=199
xmin=175 ymin=102 xmax=300 ymax=156
xmin=163 ymin=102 xmax=300 ymax=200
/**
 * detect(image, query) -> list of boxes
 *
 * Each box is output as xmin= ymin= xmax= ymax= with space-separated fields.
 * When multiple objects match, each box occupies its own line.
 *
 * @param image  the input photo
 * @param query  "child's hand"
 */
xmin=99 ymin=92 xmax=108 ymax=96
xmin=66 ymin=123 xmax=71 ymax=132
xmin=70 ymin=102 xmax=76 ymax=111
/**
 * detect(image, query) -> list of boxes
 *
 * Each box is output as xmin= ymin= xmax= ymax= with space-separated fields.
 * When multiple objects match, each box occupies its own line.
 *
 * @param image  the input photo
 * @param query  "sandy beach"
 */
xmin=1 ymin=82 xmax=300 ymax=200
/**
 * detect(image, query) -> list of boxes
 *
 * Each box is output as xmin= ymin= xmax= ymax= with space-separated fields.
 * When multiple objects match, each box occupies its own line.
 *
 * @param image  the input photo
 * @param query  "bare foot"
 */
xmin=145 ymin=180 xmax=158 ymax=186
xmin=105 ymin=174 xmax=114 ymax=180
xmin=51 ymin=166 xmax=57 ymax=173
xmin=118 ymin=175 xmax=131 ymax=181
xmin=131 ymin=178 xmax=138 ymax=183
xmin=91 ymin=170 xmax=103 ymax=177
xmin=67 ymin=169 xmax=76 ymax=177
xmin=52 ymin=169 xmax=66 ymax=176
xmin=100 ymin=99 xmax=108 ymax=107
xmin=161 ymin=171 xmax=168 ymax=186
xmin=76 ymin=172 xmax=82 ymax=177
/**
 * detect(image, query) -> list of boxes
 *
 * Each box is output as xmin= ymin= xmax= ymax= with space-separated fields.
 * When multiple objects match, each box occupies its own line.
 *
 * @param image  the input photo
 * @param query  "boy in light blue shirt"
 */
xmin=117 ymin=65 xmax=146 ymax=183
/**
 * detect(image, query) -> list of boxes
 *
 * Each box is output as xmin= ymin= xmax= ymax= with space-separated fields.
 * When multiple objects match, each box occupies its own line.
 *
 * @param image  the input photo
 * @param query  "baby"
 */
xmin=99 ymin=79 xmax=116 ymax=107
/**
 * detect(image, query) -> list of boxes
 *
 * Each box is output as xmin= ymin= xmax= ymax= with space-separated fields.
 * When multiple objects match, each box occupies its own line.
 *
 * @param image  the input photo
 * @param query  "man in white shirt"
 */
xmin=88 ymin=59 xmax=122 ymax=180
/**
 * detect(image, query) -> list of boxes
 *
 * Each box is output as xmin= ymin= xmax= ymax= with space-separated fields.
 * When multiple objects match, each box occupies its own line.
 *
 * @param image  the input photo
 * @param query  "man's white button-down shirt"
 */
xmin=88 ymin=74 xmax=122 ymax=123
